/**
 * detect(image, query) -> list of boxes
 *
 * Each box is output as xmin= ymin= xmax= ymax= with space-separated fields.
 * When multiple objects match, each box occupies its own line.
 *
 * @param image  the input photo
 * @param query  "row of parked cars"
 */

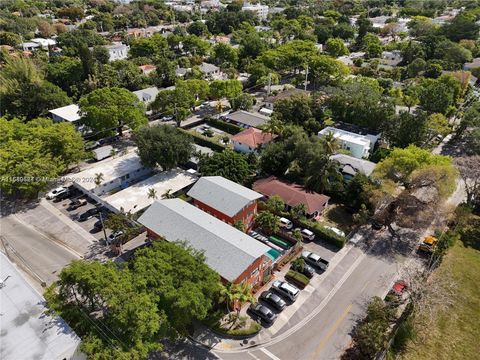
xmin=249 ymin=250 xmax=330 ymax=325
xmin=46 ymin=186 xmax=122 ymax=245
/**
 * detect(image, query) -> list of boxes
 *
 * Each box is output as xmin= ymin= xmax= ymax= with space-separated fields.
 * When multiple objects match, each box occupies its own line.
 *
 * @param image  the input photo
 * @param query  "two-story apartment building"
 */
xmin=138 ymin=199 xmax=272 ymax=287
xmin=188 ymin=176 xmax=263 ymax=230
xmin=318 ymin=126 xmax=379 ymax=159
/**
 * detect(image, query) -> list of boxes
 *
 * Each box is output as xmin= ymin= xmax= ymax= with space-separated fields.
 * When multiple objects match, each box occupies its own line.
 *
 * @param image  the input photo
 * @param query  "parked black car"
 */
xmin=67 ymin=198 xmax=87 ymax=211
xmin=259 ymin=291 xmax=286 ymax=311
xmin=79 ymin=206 xmax=106 ymax=222
xmin=299 ymin=264 xmax=316 ymax=278
xmin=249 ymin=303 xmax=277 ymax=324
xmin=53 ymin=189 xmax=71 ymax=202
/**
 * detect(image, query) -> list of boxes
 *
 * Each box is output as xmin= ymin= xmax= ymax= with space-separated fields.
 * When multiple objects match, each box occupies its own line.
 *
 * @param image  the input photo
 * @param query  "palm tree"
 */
xmin=220 ymin=282 xmax=255 ymax=319
xmin=233 ymin=282 xmax=255 ymax=318
xmin=290 ymin=203 xmax=307 ymax=221
xmin=215 ymin=100 xmax=224 ymax=114
xmin=320 ymin=131 xmax=340 ymax=155
xmin=305 ymin=156 xmax=343 ymax=193
xmin=262 ymin=116 xmax=285 ymax=137
xmin=94 ymin=173 xmax=104 ymax=186
xmin=147 ymin=188 xmax=157 ymax=200
xmin=162 ymin=188 xmax=174 ymax=199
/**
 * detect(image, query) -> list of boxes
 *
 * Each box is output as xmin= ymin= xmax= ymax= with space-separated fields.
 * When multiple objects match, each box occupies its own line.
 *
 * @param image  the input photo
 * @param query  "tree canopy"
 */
xmin=134 ymin=125 xmax=194 ymax=170
xmin=45 ymin=241 xmax=221 ymax=359
xmin=199 ymin=149 xmax=254 ymax=185
xmin=79 ymin=87 xmax=147 ymax=137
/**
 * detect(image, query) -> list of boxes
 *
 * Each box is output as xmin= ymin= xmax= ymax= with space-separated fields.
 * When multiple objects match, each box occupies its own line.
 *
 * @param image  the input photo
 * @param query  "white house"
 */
xmin=104 ymin=42 xmax=129 ymax=61
xmin=318 ymin=127 xmax=379 ymax=159
xmin=242 ymin=3 xmax=269 ymax=20
xmin=31 ymin=37 xmax=56 ymax=49
xmin=199 ymin=62 xmax=223 ymax=79
xmin=72 ymin=151 xmax=152 ymax=198
xmin=49 ymin=104 xmax=81 ymax=124
xmin=231 ymin=127 xmax=276 ymax=154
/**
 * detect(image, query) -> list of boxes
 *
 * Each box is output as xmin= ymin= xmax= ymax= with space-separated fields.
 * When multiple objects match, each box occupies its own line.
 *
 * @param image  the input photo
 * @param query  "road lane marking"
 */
xmin=247 ymin=351 xmax=261 ymax=360
xmin=360 ymin=281 xmax=370 ymax=293
xmin=308 ymin=304 xmax=353 ymax=360
xmin=259 ymin=348 xmax=282 ymax=360
xmin=213 ymin=251 xmax=367 ymax=355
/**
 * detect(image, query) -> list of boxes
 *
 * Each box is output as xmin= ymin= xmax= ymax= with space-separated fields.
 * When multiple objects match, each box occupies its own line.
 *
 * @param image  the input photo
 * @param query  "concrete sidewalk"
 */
xmin=15 ymin=199 xmax=96 ymax=256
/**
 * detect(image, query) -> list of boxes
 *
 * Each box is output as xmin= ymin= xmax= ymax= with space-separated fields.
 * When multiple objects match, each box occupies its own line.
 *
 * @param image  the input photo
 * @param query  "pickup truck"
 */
xmin=301 ymin=251 xmax=329 ymax=271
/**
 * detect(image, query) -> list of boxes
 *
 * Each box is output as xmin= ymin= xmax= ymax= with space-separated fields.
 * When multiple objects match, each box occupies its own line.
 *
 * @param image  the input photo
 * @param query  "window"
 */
xmin=251 ymin=268 xmax=259 ymax=277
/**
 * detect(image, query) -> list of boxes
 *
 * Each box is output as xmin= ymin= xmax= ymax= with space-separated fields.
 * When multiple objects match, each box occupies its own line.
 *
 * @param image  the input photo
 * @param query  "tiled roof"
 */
xmin=231 ymin=127 xmax=276 ymax=148
xmin=253 ymin=177 xmax=330 ymax=214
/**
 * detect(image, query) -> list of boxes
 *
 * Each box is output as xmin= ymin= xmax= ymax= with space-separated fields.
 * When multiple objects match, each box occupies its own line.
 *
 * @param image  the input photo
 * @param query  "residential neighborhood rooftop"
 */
xmin=104 ymin=169 xmax=197 ymax=213
xmin=48 ymin=104 xmax=81 ymax=122
xmin=319 ymin=126 xmax=372 ymax=147
xmin=0 ymin=253 xmax=82 ymax=360
xmin=253 ymin=177 xmax=330 ymax=215
xmin=231 ymin=127 xmax=276 ymax=149
xmin=224 ymin=110 xmax=270 ymax=128
xmin=137 ymin=199 xmax=271 ymax=282
xmin=330 ymin=154 xmax=377 ymax=176
xmin=187 ymin=176 xmax=263 ymax=217
xmin=73 ymin=151 xmax=145 ymax=191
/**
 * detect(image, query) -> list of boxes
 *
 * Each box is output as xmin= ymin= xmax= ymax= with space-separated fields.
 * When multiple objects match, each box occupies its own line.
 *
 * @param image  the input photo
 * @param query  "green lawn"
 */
xmin=400 ymin=239 xmax=480 ymax=360
xmin=319 ymin=204 xmax=354 ymax=233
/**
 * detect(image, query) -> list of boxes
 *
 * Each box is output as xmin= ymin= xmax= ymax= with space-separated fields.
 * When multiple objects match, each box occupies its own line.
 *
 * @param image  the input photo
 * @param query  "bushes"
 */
xmin=213 ymin=320 xmax=262 ymax=337
xmin=206 ymin=117 xmax=243 ymax=134
xmin=179 ymin=128 xmax=226 ymax=152
xmin=298 ymin=219 xmax=346 ymax=248
xmin=286 ymin=270 xmax=310 ymax=289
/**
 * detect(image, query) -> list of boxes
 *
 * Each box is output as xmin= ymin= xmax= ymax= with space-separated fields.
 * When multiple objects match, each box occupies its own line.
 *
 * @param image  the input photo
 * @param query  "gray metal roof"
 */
xmin=137 ymin=199 xmax=270 ymax=282
xmin=330 ymin=154 xmax=376 ymax=176
xmin=225 ymin=110 xmax=269 ymax=127
xmin=187 ymin=176 xmax=263 ymax=217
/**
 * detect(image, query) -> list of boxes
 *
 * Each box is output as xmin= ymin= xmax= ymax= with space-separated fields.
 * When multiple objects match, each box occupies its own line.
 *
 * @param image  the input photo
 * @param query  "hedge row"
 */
xmin=286 ymin=270 xmax=310 ymax=289
xmin=213 ymin=321 xmax=262 ymax=337
xmin=298 ymin=219 xmax=346 ymax=248
xmin=179 ymin=128 xmax=226 ymax=152
xmin=206 ymin=117 xmax=243 ymax=134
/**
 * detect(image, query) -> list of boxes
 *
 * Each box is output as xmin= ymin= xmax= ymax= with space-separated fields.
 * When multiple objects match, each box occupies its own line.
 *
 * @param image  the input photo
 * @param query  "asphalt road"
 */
xmin=213 ymin=245 xmax=400 ymax=360
xmin=0 ymin=214 xmax=80 ymax=287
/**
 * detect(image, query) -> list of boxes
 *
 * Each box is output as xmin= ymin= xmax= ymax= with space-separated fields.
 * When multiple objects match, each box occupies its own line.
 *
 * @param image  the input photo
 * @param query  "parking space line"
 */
xmin=259 ymin=348 xmax=282 ymax=360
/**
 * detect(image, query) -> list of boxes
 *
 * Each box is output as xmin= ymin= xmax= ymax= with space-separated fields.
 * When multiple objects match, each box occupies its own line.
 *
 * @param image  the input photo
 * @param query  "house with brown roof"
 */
xmin=253 ymin=177 xmax=330 ymax=220
xmin=231 ymin=128 xmax=276 ymax=153
xmin=139 ymin=64 xmax=157 ymax=75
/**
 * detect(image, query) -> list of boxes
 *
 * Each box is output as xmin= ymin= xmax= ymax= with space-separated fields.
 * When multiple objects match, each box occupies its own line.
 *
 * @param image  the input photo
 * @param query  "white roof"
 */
xmin=49 ymin=104 xmax=81 ymax=122
xmin=133 ymin=87 xmax=160 ymax=104
xmin=104 ymin=169 xmax=197 ymax=213
xmin=319 ymin=126 xmax=371 ymax=147
xmin=187 ymin=176 xmax=263 ymax=217
xmin=73 ymin=151 xmax=144 ymax=191
xmin=138 ymin=199 xmax=270 ymax=282
xmin=31 ymin=38 xmax=56 ymax=46
xmin=0 ymin=253 xmax=82 ymax=360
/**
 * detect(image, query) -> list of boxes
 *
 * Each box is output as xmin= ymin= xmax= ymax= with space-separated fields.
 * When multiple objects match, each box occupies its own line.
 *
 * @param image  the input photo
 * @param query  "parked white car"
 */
xmin=301 ymin=229 xmax=315 ymax=241
xmin=279 ymin=217 xmax=293 ymax=230
xmin=46 ymin=187 xmax=67 ymax=200
xmin=271 ymin=280 xmax=300 ymax=302
xmin=325 ymin=226 xmax=345 ymax=237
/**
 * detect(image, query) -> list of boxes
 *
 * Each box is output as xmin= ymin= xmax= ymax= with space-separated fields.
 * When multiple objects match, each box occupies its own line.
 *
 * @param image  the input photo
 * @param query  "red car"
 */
xmin=390 ymin=280 xmax=407 ymax=296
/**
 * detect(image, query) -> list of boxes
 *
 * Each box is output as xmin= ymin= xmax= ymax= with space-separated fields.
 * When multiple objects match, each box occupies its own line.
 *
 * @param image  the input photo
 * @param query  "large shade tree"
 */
xmin=79 ymin=87 xmax=147 ymax=137
xmin=134 ymin=125 xmax=194 ymax=170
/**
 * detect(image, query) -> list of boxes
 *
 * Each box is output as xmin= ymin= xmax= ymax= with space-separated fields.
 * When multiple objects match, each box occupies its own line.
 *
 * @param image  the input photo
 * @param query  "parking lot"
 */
xmin=244 ymin=226 xmax=341 ymax=332
xmin=48 ymin=188 xmax=114 ymax=244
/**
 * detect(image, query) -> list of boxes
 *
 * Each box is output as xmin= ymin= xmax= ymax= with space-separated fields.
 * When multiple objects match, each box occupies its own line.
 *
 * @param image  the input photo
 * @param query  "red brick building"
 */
xmin=137 ymin=199 xmax=272 ymax=287
xmin=188 ymin=176 xmax=263 ymax=231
